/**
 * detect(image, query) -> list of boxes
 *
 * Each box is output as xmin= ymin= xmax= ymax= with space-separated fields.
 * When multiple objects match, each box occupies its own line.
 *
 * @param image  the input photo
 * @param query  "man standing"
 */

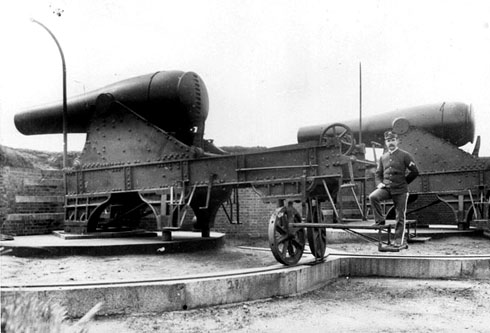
xmin=369 ymin=131 xmax=419 ymax=247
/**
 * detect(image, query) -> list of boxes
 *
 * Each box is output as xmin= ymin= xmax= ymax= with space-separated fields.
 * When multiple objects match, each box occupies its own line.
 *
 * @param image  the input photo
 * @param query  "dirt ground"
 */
xmin=83 ymin=278 xmax=490 ymax=333
xmin=2 ymin=235 xmax=490 ymax=332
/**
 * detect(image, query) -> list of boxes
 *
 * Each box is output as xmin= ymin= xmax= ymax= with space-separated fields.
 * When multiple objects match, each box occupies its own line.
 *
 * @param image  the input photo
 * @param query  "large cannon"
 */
xmin=298 ymin=102 xmax=475 ymax=147
xmin=15 ymin=71 xmax=211 ymax=149
xmin=299 ymin=102 xmax=489 ymax=229
xmin=15 ymin=70 xmax=373 ymax=264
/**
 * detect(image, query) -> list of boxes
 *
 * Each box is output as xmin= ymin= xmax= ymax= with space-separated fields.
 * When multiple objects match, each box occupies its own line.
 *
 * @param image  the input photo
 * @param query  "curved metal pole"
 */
xmin=30 ymin=18 xmax=68 ymax=170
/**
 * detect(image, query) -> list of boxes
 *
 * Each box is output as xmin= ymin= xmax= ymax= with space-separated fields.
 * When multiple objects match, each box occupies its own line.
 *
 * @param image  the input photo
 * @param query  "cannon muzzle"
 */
xmin=297 ymin=102 xmax=475 ymax=147
xmin=14 ymin=71 xmax=209 ymax=145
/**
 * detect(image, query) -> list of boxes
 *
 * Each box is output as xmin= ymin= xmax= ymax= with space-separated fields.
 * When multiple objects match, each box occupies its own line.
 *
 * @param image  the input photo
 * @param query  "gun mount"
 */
xmin=301 ymin=102 xmax=489 ymax=230
xmin=15 ymin=70 xmax=374 ymax=264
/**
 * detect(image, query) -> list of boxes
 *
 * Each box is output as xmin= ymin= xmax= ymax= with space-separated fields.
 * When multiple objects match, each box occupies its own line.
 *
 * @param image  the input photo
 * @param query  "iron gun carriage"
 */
xmin=300 ymin=102 xmax=490 ymax=231
xmin=15 ymin=70 xmax=374 ymax=265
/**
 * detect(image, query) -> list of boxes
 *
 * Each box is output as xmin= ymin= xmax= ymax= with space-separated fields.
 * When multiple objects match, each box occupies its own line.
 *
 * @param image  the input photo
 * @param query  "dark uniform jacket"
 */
xmin=375 ymin=148 xmax=419 ymax=194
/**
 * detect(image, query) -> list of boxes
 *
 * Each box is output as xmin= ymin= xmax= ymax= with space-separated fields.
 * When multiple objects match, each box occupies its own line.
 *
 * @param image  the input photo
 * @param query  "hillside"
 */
xmin=0 ymin=145 xmax=79 ymax=170
xmin=0 ymin=145 xmax=268 ymax=170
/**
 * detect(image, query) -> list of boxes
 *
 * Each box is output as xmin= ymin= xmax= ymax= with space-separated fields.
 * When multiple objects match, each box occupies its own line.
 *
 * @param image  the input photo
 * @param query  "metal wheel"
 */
xmin=319 ymin=123 xmax=355 ymax=155
xmin=268 ymin=205 xmax=305 ymax=266
xmin=307 ymin=203 xmax=327 ymax=259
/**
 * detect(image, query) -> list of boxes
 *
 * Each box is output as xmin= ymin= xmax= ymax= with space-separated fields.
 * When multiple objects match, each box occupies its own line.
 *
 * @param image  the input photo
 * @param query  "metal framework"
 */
xmin=14 ymin=71 xmax=488 ymax=266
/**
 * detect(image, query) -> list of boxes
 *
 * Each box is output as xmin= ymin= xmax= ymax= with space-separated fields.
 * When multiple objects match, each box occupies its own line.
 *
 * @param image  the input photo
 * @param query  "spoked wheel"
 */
xmin=319 ymin=123 xmax=355 ymax=155
xmin=307 ymin=202 xmax=327 ymax=260
xmin=268 ymin=204 xmax=305 ymax=266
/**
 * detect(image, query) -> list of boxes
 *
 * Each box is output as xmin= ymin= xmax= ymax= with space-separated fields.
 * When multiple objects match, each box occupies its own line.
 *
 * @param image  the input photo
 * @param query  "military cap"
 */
xmin=384 ymin=131 xmax=398 ymax=140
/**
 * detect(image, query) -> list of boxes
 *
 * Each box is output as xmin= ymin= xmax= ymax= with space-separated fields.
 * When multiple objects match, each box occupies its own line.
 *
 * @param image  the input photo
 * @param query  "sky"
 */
xmin=1 ymin=0 xmax=489 ymax=156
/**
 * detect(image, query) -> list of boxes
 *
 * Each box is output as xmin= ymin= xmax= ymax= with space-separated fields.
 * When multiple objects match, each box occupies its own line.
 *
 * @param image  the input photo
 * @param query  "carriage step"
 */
xmin=379 ymin=244 xmax=409 ymax=252
xmin=408 ymin=236 xmax=431 ymax=243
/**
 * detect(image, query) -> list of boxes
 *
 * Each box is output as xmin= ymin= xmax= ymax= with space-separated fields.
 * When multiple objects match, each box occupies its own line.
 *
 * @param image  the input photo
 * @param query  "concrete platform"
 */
xmin=1 ymin=227 xmax=488 ymax=317
xmin=2 ymin=253 xmax=489 ymax=317
xmin=0 ymin=231 xmax=224 ymax=257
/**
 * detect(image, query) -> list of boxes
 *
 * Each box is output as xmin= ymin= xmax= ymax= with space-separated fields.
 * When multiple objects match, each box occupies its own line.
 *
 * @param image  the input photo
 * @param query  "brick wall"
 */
xmin=212 ymin=187 xmax=365 ymax=239
xmin=0 ymin=167 xmax=64 ymax=236
xmin=213 ymin=188 xmax=279 ymax=239
xmin=0 ymin=168 xmax=6 ymax=229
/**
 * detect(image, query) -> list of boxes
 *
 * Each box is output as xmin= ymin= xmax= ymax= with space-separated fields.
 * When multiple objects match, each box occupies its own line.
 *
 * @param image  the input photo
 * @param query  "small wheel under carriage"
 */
xmin=268 ymin=199 xmax=327 ymax=266
xmin=306 ymin=201 xmax=327 ymax=260
xmin=268 ymin=203 xmax=306 ymax=266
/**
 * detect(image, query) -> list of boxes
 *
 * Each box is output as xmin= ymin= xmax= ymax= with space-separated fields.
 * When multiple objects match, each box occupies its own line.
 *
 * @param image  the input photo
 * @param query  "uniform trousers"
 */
xmin=369 ymin=188 xmax=408 ymax=244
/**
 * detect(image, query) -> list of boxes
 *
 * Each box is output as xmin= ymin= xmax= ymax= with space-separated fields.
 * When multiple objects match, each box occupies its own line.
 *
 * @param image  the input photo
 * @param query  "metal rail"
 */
xmin=236 ymin=164 xmax=319 ymax=172
xmin=3 ymin=251 xmax=489 ymax=290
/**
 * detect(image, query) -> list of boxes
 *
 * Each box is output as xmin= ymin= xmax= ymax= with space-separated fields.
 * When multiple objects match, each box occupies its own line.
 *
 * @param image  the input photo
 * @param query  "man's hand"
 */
xmin=377 ymin=183 xmax=386 ymax=189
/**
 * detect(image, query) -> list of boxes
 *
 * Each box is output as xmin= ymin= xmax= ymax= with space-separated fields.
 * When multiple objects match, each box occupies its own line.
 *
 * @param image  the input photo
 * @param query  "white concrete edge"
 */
xmin=1 ymin=256 xmax=489 ymax=317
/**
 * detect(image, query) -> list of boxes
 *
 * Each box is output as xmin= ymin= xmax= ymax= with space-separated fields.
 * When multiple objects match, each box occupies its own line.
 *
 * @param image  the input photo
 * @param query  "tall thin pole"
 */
xmin=31 ymin=19 xmax=68 ymax=170
xmin=359 ymin=62 xmax=362 ymax=145
xmin=359 ymin=62 xmax=367 ymax=220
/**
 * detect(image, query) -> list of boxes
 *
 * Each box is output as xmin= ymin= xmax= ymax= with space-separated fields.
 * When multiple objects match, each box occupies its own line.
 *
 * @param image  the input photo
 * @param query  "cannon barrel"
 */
xmin=297 ymin=102 xmax=475 ymax=147
xmin=14 ymin=70 xmax=209 ymax=139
